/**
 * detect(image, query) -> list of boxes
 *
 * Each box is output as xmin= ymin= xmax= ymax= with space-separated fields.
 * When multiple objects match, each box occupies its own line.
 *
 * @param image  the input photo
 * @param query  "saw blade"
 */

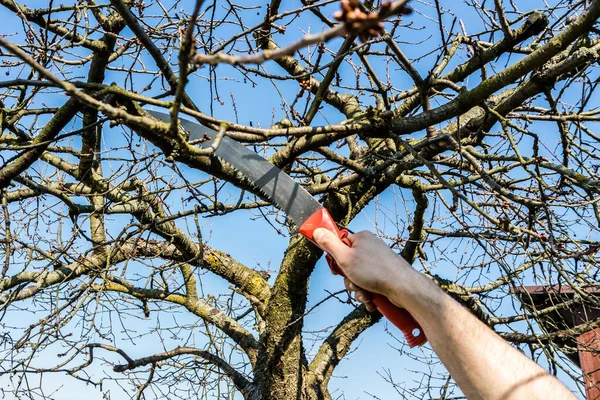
xmin=147 ymin=110 xmax=323 ymax=227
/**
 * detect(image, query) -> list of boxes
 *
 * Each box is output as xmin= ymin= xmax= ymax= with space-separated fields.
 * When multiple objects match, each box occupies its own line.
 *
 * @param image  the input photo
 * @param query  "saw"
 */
xmin=148 ymin=110 xmax=427 ymax=347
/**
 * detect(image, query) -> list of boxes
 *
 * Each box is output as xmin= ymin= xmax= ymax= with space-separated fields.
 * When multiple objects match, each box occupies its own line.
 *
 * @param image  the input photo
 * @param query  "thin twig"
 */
xmin=195 ymin=25 xmax=346 ymax=65
xmin=170 ymin=0 xmax=204 ymax=134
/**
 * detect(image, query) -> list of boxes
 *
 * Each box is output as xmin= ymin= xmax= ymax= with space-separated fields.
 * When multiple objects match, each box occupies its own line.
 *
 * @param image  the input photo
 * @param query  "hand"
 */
xmin=312 ymin=228 xmax=415 ymax=308
xmin=343 ymin=277 xmax=377 ymax=312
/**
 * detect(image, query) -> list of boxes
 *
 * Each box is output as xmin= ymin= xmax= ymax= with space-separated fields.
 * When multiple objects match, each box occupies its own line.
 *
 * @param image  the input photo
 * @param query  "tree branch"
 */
xmin=109 ymin=345 xmax=256 ymax=398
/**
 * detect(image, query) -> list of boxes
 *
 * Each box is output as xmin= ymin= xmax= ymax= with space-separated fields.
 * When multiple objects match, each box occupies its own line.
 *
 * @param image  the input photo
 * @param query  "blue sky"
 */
xmin=0 ymin=0 xmax=593 ymax=398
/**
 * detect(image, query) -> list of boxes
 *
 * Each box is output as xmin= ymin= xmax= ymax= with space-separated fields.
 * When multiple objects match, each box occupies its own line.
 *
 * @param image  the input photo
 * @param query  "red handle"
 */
xmin=299 ymin=208 xmax=427 ymax=348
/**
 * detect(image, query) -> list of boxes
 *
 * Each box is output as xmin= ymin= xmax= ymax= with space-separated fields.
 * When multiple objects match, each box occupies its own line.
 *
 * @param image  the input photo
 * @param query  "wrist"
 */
xmin=382 ymin=261 xmax=444 ymax=312
xmin=379 ymin=257 xmax=418 ymax=301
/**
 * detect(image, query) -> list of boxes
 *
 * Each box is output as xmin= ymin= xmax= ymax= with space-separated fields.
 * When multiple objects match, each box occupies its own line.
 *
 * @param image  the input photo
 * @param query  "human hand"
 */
xmin=312 ymin=228 xmax=414 ymax=309
xmin=343 ymin=277 xmax=377 ymax=312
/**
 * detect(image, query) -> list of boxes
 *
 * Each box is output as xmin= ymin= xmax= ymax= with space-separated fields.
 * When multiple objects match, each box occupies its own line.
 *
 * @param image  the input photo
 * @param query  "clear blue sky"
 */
xmin=0 ymin=0 xmax=589 ymax=398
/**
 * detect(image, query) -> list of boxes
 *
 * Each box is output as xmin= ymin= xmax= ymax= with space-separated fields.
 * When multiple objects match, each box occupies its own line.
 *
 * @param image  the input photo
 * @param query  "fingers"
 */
xmin=344 ymin=277 xmax=376 ymax=312
xmin=344 ymin=278 xmax=359 ymax=292
xmin=313 ymin=228 xmax=351 ymax=262
xmin=364 ymin=302 xmax=377 ymax=312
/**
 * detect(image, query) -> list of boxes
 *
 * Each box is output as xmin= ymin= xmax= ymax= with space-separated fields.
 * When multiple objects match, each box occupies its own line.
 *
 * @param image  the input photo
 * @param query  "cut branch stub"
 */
xmin=333 ymin=0 xmax=412 ymax=43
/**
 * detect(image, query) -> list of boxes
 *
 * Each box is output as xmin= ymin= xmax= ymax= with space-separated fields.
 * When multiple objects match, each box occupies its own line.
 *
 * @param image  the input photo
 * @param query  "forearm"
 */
xmin=311 ymin=229 xmax=575 ymax=399
xmin=385 ymin=266 xmax=576 ymax=400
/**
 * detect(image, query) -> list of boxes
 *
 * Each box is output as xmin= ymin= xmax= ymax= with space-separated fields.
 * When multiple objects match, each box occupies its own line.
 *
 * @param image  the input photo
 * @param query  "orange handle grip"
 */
xmin=371 ymin=294 xmax=426 ymax=347
xmin=299 ymin=208 xmax=427 ymax=348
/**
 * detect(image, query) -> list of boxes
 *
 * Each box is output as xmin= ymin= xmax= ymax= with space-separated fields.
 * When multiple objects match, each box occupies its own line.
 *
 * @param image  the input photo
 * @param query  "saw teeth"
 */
xmin=211 ymin=152 xmax=299 ymax=230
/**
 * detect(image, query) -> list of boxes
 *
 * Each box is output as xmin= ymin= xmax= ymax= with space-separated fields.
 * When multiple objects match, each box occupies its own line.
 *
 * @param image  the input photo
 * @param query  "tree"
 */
xmin=0 ymin=0 xmax=599 ymax=398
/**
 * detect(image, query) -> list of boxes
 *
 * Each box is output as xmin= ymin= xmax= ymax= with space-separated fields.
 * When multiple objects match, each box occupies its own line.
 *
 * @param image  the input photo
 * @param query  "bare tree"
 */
xmin=0 ymin=0 xmax=599 ymax=398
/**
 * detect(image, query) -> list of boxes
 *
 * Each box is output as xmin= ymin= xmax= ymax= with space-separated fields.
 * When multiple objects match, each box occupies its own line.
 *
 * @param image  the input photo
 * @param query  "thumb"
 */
xmin=313 ymin=228 xmax=349 ymax=260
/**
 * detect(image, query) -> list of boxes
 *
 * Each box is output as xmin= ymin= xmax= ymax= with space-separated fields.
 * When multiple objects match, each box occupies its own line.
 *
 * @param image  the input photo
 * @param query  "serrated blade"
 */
xmin=147 ymin=110 xmax=323 ymax=226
